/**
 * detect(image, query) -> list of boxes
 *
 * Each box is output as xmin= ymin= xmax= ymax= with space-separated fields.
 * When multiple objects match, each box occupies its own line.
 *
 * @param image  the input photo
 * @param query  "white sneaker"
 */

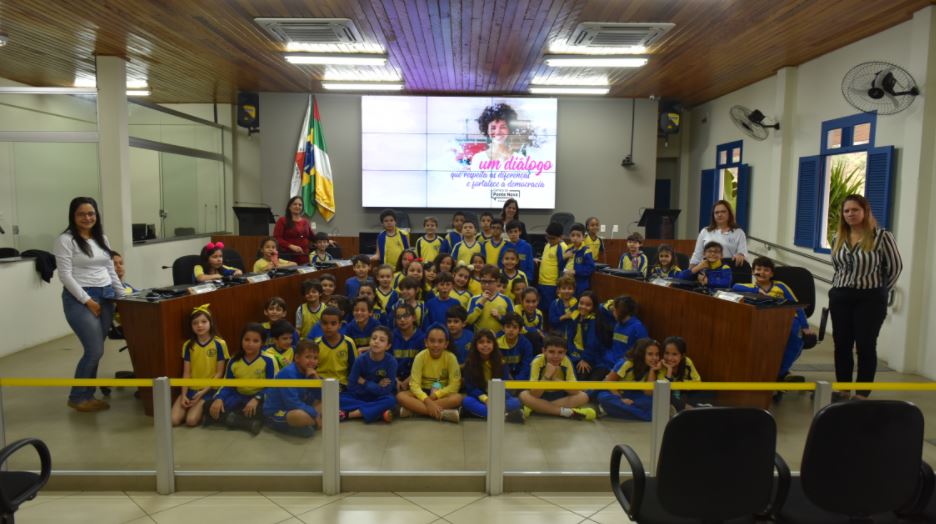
xmin=399 ymin=406 xmax=412 ymax=418
xmin=440 ymin=408 xmax=460 ymax=423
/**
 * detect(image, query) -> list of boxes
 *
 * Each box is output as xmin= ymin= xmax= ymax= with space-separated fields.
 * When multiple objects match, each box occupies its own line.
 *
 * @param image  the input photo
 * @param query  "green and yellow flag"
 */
xmin=289 ymin=95 xmax=335 ymax=221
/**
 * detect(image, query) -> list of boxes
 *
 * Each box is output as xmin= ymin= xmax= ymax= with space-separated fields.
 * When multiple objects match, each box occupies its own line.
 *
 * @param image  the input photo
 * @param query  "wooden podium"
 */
xmin=592 ymin=273 xmax=796 ymax=408
xmin=118 ymin=265 xmax=354 ymax=415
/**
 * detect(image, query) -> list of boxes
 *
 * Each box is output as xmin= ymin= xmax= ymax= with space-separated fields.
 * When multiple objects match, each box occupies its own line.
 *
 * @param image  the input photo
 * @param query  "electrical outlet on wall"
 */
xmin=612 ymin=224 xmax=619 ymax=233
xmin=599 ymin=224 xmax=606 ymax=233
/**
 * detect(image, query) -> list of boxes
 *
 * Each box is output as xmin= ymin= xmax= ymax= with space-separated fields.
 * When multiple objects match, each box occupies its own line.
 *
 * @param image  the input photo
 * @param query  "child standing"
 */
xmin=584 ymin=217 xmax=605 ymax=264
xmin=254 ymin=237 xmax=297 ymax=273
xmin=172 ymin=305 xmax=229 ymax=427
xmin=310 ymin=232 xmax=334 ymax=265
xmin=547 ymin=276 xmax=578 ymax=333
xmin=518 ymin=335 xmax=595 ymax=420
xmin=296 ymin=279 xmax=325 ymax=339
xmin=482 ymin=218 xmax=507 ymax=266
xmin=391 ymin=303 xmax=427 ymax=390
xmin=423 ymin=261 xmax=438 ymax=300
xmin=208 ymin=323 xmax=276 ymax=434
xmin=435 ymin=253 xmax=456 ymax=275
xmin=467 ymin=265 xmax=515 ymax=333
xmin=452 ymin=221 xmax=482 ymax=267
xmin=391 ymin=276 xmax=426 ymax=329
xmin=194 ymin=242 xmax=242 ymax=282
xmin=263 ymin=340 xmax=321 ymax=438
xmin=396 ymin=324 xmax=463 ymax=423
xmin=564 ymin=223 xmax=596 ymax=295
xmin=496 ymin=312 xmax=533 ymax=381
xmin=312 ymin=307 xmax=358 ymax=387
xmin=597 ymin=338 xmax=662 ymax=421
xmin=503 ymin=220 xmax=535 ymax=277
xmin=468 ymin=253 xmax=485 ymax=296
xmin=678 ymin=241 xmax=732 ymax=289
xmin=345 ymin=255 xmax=374 ymax=298
xmin=537 ymin=222 xmax=568 ymax=309
xmin=373 ymin=264 xmax=399 ymax=323
xmin=462 ymin=329 xmax=524 ymax=422
xmin=424 ymin=271 xmax=461 ymax=326
xmin=340 ymin=326 xmax=398 ymax=423
xmin=342 ymin=297 xmax=381 ymax=352
xmin=262 ymin=319 xmax=296 ymax=371
xmin=732 ymin=256 xmax=813 ymax=379
xmin=373 ymin=209 xmax=410 ymax=267
xmin=451 ymin=265 xmax=474 ymax=309
xmin=478 ymin=211 xmax=494 ymax=242
xmin=649 ymin=244 xmax=681 ymax=279
xmin=567 ymin=291 xmax=605 ymax=380
xmin=392 ymin=249 xmax=417 ymax=290
xmin=415 ymin=216 xmax=449 ymax=263
xmin=501 ymin=248 xmax=528 ymax=298
xmin=618 ymin=233 xmax=648 ymax=276
xmin=445 ymin=211 xmax=466 ymax=249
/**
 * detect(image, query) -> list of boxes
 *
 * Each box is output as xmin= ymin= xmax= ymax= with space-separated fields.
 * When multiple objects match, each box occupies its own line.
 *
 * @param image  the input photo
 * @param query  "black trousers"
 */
xmin=829 ymin=287 xmax=888 ymax=397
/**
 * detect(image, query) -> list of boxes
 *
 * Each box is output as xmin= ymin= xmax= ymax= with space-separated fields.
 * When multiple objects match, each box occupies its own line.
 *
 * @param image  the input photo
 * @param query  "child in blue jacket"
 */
xmin=263 ymin=340 xmax=321 ymax=438
xmin=339 ymin=326 xmax=398 ymax=423
xmin=677 ymin=241 xmax=733 ymax=289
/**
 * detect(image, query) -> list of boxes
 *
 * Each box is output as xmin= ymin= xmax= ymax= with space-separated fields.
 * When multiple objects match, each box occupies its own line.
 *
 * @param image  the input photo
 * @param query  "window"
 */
xmin=794 ymin=112 xmax=894 ymax=252
xmin=699 ymin=140 xmax=751 ymax=231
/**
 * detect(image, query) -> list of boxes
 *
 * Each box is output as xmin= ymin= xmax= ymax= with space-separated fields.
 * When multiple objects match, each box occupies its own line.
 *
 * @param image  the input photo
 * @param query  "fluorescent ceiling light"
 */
xmin=548 ymin=42 xmax=647 ymax=55
xmin=321 ymin=82 xmax=403 ymax=91
xmin=529 ymin=85 xmax=610 ymax=95
xmin=285 ymin=53 xmax=387 ymax=66
xmin=544 ymin=55 xmax=648 ymax=68
xmin=126 ymin=90 xmax=151 ymax=96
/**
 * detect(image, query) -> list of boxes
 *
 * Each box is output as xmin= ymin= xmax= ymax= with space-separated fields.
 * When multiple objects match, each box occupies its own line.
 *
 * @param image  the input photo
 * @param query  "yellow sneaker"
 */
xmin=571 ymin=407 xmax=597 ymax=421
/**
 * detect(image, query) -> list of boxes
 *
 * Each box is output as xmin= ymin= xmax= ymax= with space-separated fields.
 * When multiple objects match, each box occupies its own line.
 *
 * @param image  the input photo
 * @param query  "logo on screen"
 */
xmin=491 ymin=190 xmax=520 ymax=202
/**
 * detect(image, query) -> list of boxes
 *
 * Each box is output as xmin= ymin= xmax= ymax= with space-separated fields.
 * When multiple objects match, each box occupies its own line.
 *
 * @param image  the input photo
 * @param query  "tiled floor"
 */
xmin=17 ymin=491 xmax=630 ymax=523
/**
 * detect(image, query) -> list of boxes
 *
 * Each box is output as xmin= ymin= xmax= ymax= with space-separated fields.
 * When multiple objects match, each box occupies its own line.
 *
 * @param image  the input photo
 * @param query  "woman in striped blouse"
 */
xmin=829 ymin=195 xmax=902 ymax=399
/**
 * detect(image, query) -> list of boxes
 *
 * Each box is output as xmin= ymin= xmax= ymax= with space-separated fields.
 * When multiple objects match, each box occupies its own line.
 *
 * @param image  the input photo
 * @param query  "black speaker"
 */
xmin=237 ymin=92 xmax=259 ymax=133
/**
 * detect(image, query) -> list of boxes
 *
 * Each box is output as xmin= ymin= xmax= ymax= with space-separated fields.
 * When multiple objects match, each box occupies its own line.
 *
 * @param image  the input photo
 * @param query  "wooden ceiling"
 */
xmin=0 ymin=0 xmax=930 ymax=106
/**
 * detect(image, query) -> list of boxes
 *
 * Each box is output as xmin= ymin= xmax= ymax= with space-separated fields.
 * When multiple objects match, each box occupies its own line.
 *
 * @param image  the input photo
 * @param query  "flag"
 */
xmin=289 ymin=95 xmax=314 ymax=216
xmin=311 ymin=97 xmax=336 ymax=221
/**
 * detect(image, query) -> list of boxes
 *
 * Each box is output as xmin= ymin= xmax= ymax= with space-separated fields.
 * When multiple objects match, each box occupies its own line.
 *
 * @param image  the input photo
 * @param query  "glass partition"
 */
xmin=0 ymin=93 xmax=97 ymax=132
xmin=128 ymin=103 xmax=222 ymax=154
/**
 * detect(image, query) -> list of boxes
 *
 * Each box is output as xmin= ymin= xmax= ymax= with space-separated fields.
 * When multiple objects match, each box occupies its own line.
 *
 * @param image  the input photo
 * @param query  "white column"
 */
xmin=770 ymin=66 xmax=798 ymax=243
xmin=95 ymin=56 xmax=132 ymax=255
xmin=676 ymin=109 xmax=692 ymax=238
xmin=895 ymin=6 xmax=936 ymax=373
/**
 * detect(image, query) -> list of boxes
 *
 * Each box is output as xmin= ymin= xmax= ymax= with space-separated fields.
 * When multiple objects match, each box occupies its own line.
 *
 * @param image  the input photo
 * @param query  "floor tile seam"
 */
xmin=138 ymin=490 xmax=219 ymax=517
xmin=122 ymin=491 xmax=154 ymax=520
xmin=291 ymin=491 xmax=360 ymax=518
xmin=393 ymin=491 xmax=480 ymax=518
xmin=258 ymin=490 xmax=301 ymax=519
xmin=528 ymin=491 xmax=599 ymax=519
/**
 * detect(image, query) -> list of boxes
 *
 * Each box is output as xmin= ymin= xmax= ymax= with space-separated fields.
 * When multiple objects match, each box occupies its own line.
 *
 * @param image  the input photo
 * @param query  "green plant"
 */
xmin=826 ymin=157 xmax=865 ymax=246
xmin=722 ymin=168 xmax=738 ymax=211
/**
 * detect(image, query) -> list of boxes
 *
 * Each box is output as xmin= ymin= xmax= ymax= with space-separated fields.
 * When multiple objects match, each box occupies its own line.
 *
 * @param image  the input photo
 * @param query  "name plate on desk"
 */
xmin=714 ymin=290 xmax=744 ymax=303
xmin=296 ymin=266 xmax=316 ymax=274
xmin=246 ymin=273 xmax=271 ymax=284
xmin=188 ymin=283 xmax=216 ymax=295
xmin=650 ymin=278 xmax=672 ymax=287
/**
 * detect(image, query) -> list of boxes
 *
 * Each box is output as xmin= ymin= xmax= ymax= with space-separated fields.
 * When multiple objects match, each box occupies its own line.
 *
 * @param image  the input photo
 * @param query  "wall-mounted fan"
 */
xmin=729 ymin=105 xmax=780 ymax=141
xmin=842 ymin=61 xmax=919 ymax=115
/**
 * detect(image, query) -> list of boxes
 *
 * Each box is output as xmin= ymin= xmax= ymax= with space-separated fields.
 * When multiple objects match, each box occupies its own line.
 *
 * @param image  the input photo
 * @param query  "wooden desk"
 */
xmin=118 ymin=265 xmax=355 ymax=415
xmin=211 ymin=235 xmax=360 ymax=271
xmin=592 ymin=273 xmax=794 ymax=408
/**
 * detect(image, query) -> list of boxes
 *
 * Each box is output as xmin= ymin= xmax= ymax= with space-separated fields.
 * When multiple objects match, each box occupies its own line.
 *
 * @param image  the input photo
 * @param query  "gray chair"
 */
xmin=549 ymin=212 xmax=576 ymax=236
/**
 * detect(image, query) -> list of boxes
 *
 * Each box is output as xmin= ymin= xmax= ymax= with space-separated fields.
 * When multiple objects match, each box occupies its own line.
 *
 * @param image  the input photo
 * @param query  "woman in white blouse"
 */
xmin=53 ymin=197 xmax=125 ymax=412
xmin=690 ymin=200 xmax=748 ymax=266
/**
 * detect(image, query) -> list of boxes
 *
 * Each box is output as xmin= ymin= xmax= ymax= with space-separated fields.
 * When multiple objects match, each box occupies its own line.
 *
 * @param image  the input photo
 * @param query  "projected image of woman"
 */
xmin=471 ymin=103 xmax=520 ymax=167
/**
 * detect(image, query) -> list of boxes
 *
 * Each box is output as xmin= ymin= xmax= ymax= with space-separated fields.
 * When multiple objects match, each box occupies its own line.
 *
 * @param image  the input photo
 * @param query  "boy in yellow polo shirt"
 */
xmin=518 ymin=335 xmax=595 ymax=420
xmin=537 ymin=221 xmax=568 ymax=310
xmin=466 ymin=265 xmax=515 ymax=333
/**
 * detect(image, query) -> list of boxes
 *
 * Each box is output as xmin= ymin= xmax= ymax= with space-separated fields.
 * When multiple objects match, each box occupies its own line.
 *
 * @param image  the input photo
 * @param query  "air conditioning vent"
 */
xmin=568 ymin=22 xmax=674 ymax=49
xmin=254 ymin=18 xmax=363 ymax=45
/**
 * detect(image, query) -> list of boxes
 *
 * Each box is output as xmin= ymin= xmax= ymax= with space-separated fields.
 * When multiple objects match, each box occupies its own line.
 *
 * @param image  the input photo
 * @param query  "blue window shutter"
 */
xmin=865 ymin=146 xmax=895 ymax=229
xmin=736 ymin=164 xmax=752 ymax=231
xmin=699 ymin=169 xmax=716 ymax=230
xmin=794 ymin=156 xmax=822 ymax=248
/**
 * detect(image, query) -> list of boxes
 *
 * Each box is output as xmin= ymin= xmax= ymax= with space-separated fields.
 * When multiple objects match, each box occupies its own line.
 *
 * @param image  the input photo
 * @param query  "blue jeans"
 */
xmin=62 ymin=287 xmax=115 ymax=403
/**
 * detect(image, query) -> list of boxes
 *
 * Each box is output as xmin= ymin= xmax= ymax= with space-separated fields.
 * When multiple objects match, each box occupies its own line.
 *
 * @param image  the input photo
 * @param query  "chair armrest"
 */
xmin=899 ymin=461 xmax=935 ymax=516
xmin=0 ymin=438 xmax=52 ymax=509
xmin=761 ymin=453 xmax=791 ymax=518
xmin=610 ymin=444 xmax=646 ymax=520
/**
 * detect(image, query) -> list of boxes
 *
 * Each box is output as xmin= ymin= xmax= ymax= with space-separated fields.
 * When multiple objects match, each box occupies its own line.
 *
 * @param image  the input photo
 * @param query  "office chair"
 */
xmin=326 ymin=243 xmax=343 ymax=259
xmin=0 ymin=438 xmax=52 ymax=524
xmin=674 ymin=252 xmax=690 ymax=271
xmin=611 ymin=407 xmax=789 ymax=523
xmin=171 ymin=255 xmax=202 ymax=285
xmin=548 ymin=212 xmax=576 ymax=236
xmin=772 ymin=266 xmax=816 ymax=319
xmin=0 ymin=247 xmax=19 ymax=258
xmin=778 ymin=400 xmax=932 ymax=523
xmin=723 ymin=257 xmax=753 ymax=286
xmin=222 ymin=248 xmax=245 ymax=272
xmin=643 ymin=246 xmax=658 ymax=268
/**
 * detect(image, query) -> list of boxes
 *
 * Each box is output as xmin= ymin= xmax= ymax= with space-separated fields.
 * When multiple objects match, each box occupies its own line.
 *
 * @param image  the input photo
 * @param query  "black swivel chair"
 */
xmin=722 ymin=257 xmax=753 ymax=285
xmin=778 ymin=400 xmax=932 ymax=523
xmin=222 ymin=248 xmax=245 ymax=272
xmin=643 ymin=246 xmax=659 ymax=269
xmin=0 ymin=247 xmax=19 ymax=258
xmin=1 ymin=438 xmax=52 ymax=524
xmin=675 ymin=252 xmax=690 ymax=271
xmin=172 ymin=255 xmax=202 ymax=285
xmin=548 ymin=212 xmax=576 ymax=236
xmin=611 ymin=407 xmax=789 ymax=523
xmin=326 ymin=243 xmax=343 ymax=259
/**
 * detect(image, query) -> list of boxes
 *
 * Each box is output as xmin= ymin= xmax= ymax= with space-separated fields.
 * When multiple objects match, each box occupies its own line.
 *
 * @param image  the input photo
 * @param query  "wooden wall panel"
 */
xmin=0 ymin=1 xmax=928 ymax=105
